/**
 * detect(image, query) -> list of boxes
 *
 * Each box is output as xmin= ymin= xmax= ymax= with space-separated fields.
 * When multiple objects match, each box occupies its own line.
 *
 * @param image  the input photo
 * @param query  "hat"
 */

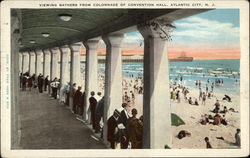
xmin=132 ymin=108 xmax=138 ymax=115
xmin=122 ymin=103 xmax=128 ymax=108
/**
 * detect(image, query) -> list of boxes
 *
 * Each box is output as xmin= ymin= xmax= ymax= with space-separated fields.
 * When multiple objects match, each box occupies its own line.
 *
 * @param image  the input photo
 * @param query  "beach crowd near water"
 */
xmin=83 ymin=59 xmax=241 ymax=149
xmin=19 ymin=59 xmax=241 ymax=149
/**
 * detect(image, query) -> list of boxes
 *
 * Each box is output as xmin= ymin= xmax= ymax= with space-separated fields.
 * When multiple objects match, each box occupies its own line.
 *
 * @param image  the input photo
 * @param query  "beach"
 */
xmin=123 ymin=78 xmax=240 ymax=149
xmin=78 ymin=59 xmax=240 ymax=149
xmin=170 ymin=87 xmax=240 ymax=149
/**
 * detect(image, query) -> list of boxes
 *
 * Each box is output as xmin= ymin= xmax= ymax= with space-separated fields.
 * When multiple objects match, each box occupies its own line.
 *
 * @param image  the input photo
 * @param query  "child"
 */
xmin=204 ymin=137 xmax=212 ymax=148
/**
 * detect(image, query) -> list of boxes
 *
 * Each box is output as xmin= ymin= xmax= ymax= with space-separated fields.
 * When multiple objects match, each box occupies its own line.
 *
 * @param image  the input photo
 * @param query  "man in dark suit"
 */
xmin=78 ymin=91 xmax=85 ymax=116
xmin=118 ymin=103 xmax=130 ymax=149
xmin=39 ymin=75 xmax=44 ymax=93
xmin=126 ymin=108 xmax=143 ymax=149
xmin=73 ymin=86 xmax=82 ymax=114
xmin=89 ymin=91 xmax=97 ymax=130
xmin=107 ymin=109 xmax=120 ymax=149
xmin=95 ymin=96 xmax=104 ymax=133
xmin=44 ymin=75 xmax=49 ymax=91
xmin=37 ymin=73 xmax=42 ymax=92
xmin=118 ymin=103 xmax=130 ymax=127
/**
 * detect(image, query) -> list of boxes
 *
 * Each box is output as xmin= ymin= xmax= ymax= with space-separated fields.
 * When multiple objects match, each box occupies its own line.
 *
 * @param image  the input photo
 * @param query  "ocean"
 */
xmin=78 ymin=59 xmax=240 ymax=95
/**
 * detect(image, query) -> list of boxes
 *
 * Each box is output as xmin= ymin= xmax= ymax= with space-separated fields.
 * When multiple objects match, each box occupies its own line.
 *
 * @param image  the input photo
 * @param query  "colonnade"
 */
xmin=19 ymin=18 xmax=172 ymax=149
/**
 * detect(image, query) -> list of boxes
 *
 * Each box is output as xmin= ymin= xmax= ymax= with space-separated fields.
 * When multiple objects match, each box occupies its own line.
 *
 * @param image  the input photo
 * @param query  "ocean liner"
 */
xmin=169 ymin=51 xmax=193 ymax=62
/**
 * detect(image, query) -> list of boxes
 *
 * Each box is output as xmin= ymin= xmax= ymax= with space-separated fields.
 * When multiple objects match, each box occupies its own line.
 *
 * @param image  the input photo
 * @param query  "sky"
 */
xmin=83 ymin=9 xmax=240 ymax=59
xmin=123 ymin=9 xmax=240 ymax=59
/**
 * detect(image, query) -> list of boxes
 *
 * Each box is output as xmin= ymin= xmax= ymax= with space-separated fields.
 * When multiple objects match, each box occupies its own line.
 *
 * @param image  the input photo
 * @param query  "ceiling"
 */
xmin=16 ymin=9 xmax=208 ymax=52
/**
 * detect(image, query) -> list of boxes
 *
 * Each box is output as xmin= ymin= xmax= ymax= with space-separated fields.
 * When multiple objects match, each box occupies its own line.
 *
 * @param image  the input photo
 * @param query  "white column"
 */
xmin=138 ymin=19 xmax=173 ymax=149
xmin=22 ymin=52 xmax=29 ymax=73
xmin=43 ymin=49 xmax=51 ymax=80
xmin=35 ymin=50 xmax=43 ymax=75
xmin=59 ymin=45 xmax=70 ymax=86
xmin=69 ymin=43 xmax=82 ymax=110
xmin=50 ymin=47 xmax=59 ymax=80
xmin=19 ymin=53 xmax=23 ymax=73
xmin=11 ymin=14 xmax=21 ymax=148
xmin=102 ymin=34 xmax=124 ymax=142
xmin=83 ymin=40 xmax=99 ymax=122
xmin=29 ymin=51 xmax=36 ymax=75
xmin=57 ymin=49 xmax=61 ymax=80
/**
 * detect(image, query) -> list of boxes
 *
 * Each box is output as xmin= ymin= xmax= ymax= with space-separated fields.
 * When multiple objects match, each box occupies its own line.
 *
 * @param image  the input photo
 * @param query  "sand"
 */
xmin=130 ymin=85 xmax=240 ymax=149
xmin=81 ymin=74 xmax=240 ymax=149
xmin=170 ymin=88 xmax=240 ymax=149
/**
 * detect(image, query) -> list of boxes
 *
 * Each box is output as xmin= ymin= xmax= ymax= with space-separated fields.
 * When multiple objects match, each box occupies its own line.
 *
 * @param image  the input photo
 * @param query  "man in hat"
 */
xmin=118 ymin=103 xmax=130 ymax=127
xmin=107 ymin=109 xmax=120 ymax=149
xmin=39 ymin=75 xmax=44 ymax=93
xmin=89 ymin=91 xmax=97 ymax=130
xmin=73 ymin=86 xmax=82 ymax=114
xmin=37 ymin=73 xmax=42 ymax=93
xmin=127 ymin=108 xmax=143 ymax=149
xmin=235 ymin=128 xmax=241 ymax=147
xmin=96 ymin=92 xmax=102 ymax=102
xmin=50 ymin=78 xmax=60 ymax=99
xmin=118 ymin=103 xmax=130 ymax=149
xmin=95 ymin=96 xmax=104 ymax=133
xmin=44 ymin=75 xmax=49 ymax=91
xmin=204 ymin=137 xmax=212 ymax=148
xmin=78 ymin=91 xmax=85 ymax=117
xmin=65 ymin=82 xmax=70 ymax=106
xmin=22 ymin=74 xmax=27 ymax=91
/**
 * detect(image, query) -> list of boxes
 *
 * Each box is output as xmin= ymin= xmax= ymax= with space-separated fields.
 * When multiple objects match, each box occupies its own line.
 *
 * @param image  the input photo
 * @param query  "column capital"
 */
xmin=137 ymin=18 xmax=175 ymax=41
xmin=83 ymin=40 xmax=100 ymax=50
xmin=50 ymin=47 xmax=59 ymax=54
xmin=60 ymin=45 xmax=70 ymax=54
xmin=35 ymin=49 xmax=43 ymax=55
xmin=22 ymin=51 xmax=29 ymax=55
xmin=102 ymin=33 xmax=124 ymax=47
xmin=43 ymin=49 xmax=51 ymax=55
xmin=70 ymin=42 xmax=82 ymax=52
xmin=29 ymin=51 xmax=35 ymax=56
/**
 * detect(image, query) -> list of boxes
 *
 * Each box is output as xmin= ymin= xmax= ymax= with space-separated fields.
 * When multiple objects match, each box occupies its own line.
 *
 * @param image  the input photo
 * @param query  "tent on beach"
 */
xmin=171 ymin=113 xmax=185 ymax=126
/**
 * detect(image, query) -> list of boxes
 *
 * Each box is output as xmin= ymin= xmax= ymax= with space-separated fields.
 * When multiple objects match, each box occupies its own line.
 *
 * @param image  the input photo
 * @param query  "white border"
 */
xmin=1 ymin=0 xmax=249 ymax=157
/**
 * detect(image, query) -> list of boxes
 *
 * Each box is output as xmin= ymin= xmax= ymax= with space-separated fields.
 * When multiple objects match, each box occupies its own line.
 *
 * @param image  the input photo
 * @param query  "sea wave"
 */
xmin=216 ymin=68 xmax=224 ymax=70
xmin=208 ymin=70 xmax=223 ymax=74
xmin=185 ymin=66 xmax=204 ymax=70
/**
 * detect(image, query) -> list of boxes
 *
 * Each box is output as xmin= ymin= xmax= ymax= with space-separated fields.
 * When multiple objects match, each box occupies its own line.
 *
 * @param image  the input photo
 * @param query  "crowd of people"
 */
xmin=20 ymin=72 xmax=144 ymax=149
xmin=69 ymin=88 xmax=144 ymax=149
xmin=169 ymin=76 xmax=234 ymax=108
xmin=171 ymin=74 xmax=241 ymax=148
xmin=203 ymin=128 xmax=241 ymax=149
xmin=20 ymin=72 xmax=51 ymax=93
xmin=20 ymin=69 xmax=240 ymax=149
xmin=199 ymin=99 xmax=238 ymax=127
xmin=107 ymin=103 xmax=143 ymax=149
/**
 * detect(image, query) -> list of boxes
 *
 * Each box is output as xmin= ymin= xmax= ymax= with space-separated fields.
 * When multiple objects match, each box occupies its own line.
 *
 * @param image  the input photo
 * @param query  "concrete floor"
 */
xmin=19 ymin=90 xmax=107 ymax=149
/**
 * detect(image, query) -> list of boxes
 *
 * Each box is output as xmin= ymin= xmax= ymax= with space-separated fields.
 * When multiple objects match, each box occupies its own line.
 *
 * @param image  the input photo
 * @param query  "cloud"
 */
xmin=172 ymin=17 xmax=240 ymax=47
xmin=119 ymin=16 xmax=239 ymax=50
xmin=123 ymin=31 xmax=143 ymax=46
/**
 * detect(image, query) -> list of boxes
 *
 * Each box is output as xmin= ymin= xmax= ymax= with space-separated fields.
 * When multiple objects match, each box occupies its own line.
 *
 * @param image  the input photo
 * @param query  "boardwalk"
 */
xmin=19 ymin=90 xmax=107 ymax=149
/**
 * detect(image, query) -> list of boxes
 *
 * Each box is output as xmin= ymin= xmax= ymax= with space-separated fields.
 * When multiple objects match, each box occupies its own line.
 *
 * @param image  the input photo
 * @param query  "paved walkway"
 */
xmin=19 ymin=90 xmax=106 ymax=149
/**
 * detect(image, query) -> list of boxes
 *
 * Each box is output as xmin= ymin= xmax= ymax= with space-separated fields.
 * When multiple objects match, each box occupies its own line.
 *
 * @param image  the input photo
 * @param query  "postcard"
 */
xmin=1 ymin=0 xmax=249 ymax=157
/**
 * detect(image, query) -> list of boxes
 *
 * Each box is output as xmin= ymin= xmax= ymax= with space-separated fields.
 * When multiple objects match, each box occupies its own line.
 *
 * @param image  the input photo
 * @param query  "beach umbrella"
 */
xmin=171 ymin=113 xmax=185 ymax=126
